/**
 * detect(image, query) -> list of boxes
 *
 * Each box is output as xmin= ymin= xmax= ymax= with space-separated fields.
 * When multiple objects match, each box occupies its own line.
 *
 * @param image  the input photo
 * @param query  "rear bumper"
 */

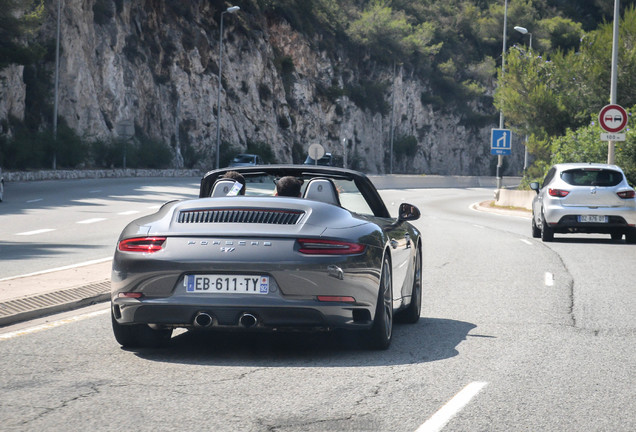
xmin=544 ymin=202 xmax=636 ymax=233
xmin=111 ymin=298 xmax=374 ymax=331
xmin=549 ymin=215 xmax=635 ymax=234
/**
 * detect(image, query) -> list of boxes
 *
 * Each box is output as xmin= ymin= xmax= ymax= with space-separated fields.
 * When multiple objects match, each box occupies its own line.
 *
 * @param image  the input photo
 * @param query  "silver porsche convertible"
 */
xmin=111 ymin=166 xmax=422 ymax=350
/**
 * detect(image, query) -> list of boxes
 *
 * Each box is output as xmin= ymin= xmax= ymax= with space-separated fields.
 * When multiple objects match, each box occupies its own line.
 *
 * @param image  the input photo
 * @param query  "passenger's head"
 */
xmin=275 ymin=176 xmax=303 ymax=197
xmin=221 ymin=171 xmax=246 ymax=195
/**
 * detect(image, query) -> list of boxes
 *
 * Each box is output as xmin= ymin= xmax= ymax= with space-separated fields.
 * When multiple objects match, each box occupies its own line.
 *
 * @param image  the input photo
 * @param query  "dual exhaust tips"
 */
xmin=193 ymin=312 xmax=258 ymax=329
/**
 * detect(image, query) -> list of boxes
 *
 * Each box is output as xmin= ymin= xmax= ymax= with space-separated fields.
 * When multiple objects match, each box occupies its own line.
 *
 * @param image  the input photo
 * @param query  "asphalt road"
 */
xmin=0 ymin=178 xmax=634 ymax=431
xmin=0 ymin=177 xmax=200 ymax=279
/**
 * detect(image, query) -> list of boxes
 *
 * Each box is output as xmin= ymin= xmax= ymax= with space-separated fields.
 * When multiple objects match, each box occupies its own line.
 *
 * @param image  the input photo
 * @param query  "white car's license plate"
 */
xmin=578 ymin=215 xmax=608 ymax=223
xmin=185 ymin=275 xmax=269 ymax=294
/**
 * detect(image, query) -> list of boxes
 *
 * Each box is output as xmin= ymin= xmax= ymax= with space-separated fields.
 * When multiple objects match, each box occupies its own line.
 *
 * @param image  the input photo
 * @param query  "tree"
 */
xmin=346 ymin=1 xmax=440 ymax=64
xmin=495 ymin=6 xmax=636 ymax=180
xmin=0 ymin=0 xmax=45 ymax=71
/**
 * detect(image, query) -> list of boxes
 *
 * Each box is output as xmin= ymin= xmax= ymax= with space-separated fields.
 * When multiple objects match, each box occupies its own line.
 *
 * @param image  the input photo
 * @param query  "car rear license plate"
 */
xmin=578 ymin=215 xmax=608 ymax=223
xmin=185 ymin=275 xmax=269 ymax=294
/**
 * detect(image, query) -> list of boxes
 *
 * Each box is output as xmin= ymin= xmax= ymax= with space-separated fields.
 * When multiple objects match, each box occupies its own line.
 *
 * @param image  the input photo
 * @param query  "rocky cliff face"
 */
xmin=1 ymin=0 xmax=523 ymax=175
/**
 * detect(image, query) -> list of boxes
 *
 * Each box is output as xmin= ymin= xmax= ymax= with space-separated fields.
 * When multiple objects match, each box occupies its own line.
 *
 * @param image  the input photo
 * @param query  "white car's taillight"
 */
xmin=617 ymin=190 xmax=636 ymax=199
xmin=548 ymin=188 xmax=570 ymax=197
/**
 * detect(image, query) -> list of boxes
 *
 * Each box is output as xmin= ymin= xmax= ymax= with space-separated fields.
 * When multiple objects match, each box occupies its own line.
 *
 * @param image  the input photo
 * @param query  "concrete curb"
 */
xmin=0 ymin=281 xmax=110 ymax=327
xmin=495 ymin=189 xmax=535 ymax=210
xmin=474 ymin=200 xmax=531 ymax=219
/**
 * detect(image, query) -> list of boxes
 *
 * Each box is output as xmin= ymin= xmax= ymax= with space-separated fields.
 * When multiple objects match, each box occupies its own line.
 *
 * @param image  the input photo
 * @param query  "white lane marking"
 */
xmin=544 ymin=272 xmax=554 ymax=287
xmin=415 ymin=381 xmax=488 ymax=432
xmin=0 ymin=257 xmax=112 ymax=282
xmin=473 ymin=224 xmax=484 ymax=229
xmin=77 ymin=218 xmax=107 ymax=224
xmin=0 ymin=309 xmax=109 ymax=341
xmin=118 ymin=210 xmax=140 ymax=216
xmin=520 ymin=239 xmax=532 ymax=245
xmin=26 ymin=198 xmax=43 ymax=203
xmin=89 ymin=190 xmax=102 ymax=193
xmin=16 ymin=229 xmax=56 ymax=236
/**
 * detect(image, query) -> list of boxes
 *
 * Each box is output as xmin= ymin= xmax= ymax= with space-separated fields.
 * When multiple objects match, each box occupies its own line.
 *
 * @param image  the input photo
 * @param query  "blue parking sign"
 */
xmin=491 ymin=128 xmax=512 ymax=155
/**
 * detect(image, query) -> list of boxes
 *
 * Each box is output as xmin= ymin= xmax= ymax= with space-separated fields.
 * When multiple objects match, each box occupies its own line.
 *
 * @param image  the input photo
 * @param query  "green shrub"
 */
xmin=91 ymin=138 xmax=121 ymax=168
xmin=347 ymin=80 xmax=390 ymax=115
xmin=393 ymin=135 xmax=418 ymax=159
xmin=258 ymin=83 xmax=271 ymax=102
xmin=246 ymin=140 xmax=276 ymax=164
xmin=134 ymin=136 xmax=173 ymax=168
xmin=50 ymin=123 xmax=88 ymax=168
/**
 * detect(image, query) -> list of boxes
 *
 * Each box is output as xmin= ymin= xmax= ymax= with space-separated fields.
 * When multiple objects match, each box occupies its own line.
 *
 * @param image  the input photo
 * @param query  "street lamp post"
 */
xmin=52 ymin=0 xmax=62 ymax=170
xmin=514 ymin=25 xmax=532 ymax=171
xmin=608 ymin=0 xmax=620 ymax=164
xmin=513 ymin=26 xmax=532 ymax=52
xmin=497 ymin=0 xmax=509 ymax=189
xmin=215 ymin=5 xmax=240 ymax=170
xmin=389 ymin=61 xmax=396 ymax=174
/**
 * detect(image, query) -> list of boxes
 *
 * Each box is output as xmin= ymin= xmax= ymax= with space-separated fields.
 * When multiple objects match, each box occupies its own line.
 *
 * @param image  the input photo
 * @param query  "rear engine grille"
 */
xmin=178 ymin=208 xmax=304 ymax=225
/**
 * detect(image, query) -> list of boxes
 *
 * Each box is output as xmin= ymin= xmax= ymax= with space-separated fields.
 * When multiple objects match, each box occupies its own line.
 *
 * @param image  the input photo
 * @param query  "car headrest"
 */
xmin=302 ymin=178 xmax=341 ymax=206
xmin=211 ymin=179 xmax=242 ymax=197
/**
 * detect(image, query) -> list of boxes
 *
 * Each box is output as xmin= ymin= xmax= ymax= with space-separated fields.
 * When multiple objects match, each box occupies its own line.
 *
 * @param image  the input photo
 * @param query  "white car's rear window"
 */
xmin=561 ymin=169 xmax=623 ymax=187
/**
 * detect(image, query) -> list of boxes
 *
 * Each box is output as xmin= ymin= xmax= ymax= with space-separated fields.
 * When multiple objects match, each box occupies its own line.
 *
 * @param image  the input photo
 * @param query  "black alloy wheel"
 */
xmin=531 ymin=213 xmax=541 ymax=238
xmin=396 ymin=247 xmax=421 ymax=324
xmin=541 ymin=214 xmax=554 ymax=242
xmin=366 ymin=256 xmax=393 ymax=350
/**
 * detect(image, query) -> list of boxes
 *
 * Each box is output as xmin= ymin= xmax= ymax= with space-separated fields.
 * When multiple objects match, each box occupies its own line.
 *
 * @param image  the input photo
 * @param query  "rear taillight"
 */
xmin=317 ymin=296 xmax=356 ymax=302
xmin=118 ymin=292 xmax=144 ymax=298
xmin=617 ymin=190 xmax=636 ymax=199
xmin=118 ymin=237 xmax=166 ymax=253
xmin=548 ymin=188 xmax=570 ymax=197
xmin=298 ymin=238 xmax=366 ymax=255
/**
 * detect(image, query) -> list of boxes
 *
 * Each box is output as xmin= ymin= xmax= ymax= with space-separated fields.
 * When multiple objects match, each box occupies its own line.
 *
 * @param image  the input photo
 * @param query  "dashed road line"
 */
xmin=16 ymin=229 xmax=56 ymax=236
xmin=0 ymin=309 xmax=109 ymax=341
xmin=520 ymin=239 xmax=532 ymax=245
xmin=415 ymin=381 xmax=489 ymax=432
xmin=118 ymin=210 xmax=140 ymax=215
xmin=0 ymin=257 xmax=112 ymax=282
xmin=77 ymin=218 xmax=107 ymax=224
xmin=544 ymin=272 xmax=555 ymax=286
xmin=26 ymin=198 xmax=43 ymax=203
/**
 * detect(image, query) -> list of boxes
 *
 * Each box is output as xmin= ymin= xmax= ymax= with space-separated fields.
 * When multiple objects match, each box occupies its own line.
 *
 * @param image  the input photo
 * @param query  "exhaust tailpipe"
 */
xmin=239 ymin=313 xmax=258 ymax=328
xmin=193 ymin=312 xmax=214 ymax=328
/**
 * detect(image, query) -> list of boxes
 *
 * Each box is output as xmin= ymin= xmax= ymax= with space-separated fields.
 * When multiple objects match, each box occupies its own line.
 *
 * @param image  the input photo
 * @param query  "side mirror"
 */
xmin=398 ymin=203 xmax=420 ymax=222
xmin=530 ymin=182 xmax=540 ymax=194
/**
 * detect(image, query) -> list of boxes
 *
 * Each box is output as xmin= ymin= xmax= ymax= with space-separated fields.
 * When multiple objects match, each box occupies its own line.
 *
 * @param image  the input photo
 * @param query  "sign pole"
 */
xmin=496 ymin=0 xmax=509 ymax=189
xmin=608 ymin=0 xmax=620 ymax=164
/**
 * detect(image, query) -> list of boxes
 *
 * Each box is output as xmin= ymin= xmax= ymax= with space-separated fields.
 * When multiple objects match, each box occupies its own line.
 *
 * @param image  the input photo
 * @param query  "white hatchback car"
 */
xmin=530 ymin=163 xmax=636 ymax=243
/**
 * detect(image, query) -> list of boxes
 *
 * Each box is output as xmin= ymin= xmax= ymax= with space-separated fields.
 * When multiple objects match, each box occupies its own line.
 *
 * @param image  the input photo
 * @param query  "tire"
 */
xmin=531 ymin=213 xmax=541 ymax=238
xmin=366 ymin=256 xmax=393 ymax=350
xmin=111 ymin=310 xmax=172 ymax=348
xmin=0 ymin=179 xmax=4 ymax=202
xmin=611 ymin=232 xmax=623 ymax=241
xmin=541 ymin=214 xmax=554 ymax=242
xmin=396 ymin=247 xmax=421 ymax=324
xmin=626 ymin=228 xmax=636 ymax=244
